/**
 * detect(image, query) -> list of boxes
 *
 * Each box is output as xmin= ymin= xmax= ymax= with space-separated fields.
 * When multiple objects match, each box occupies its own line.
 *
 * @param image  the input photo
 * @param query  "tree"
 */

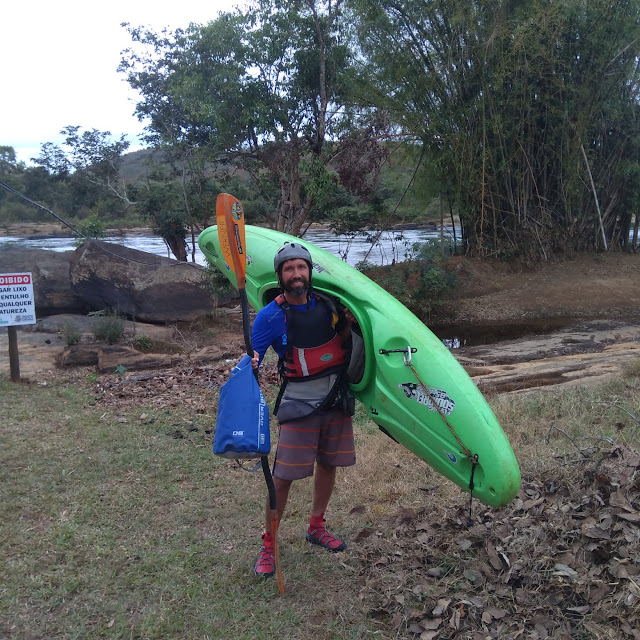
xmin=131 ymin=176 xmax=189 ymax=262
xmin=120 ymin=0 xmax=388 ymax=236
xmin=34 ymin=126 xmax=134 ymax=216
xmin=0 ymin=146 xmax=19 ymax=176
xmin=353 ymin=0 xmax=640 ymax=257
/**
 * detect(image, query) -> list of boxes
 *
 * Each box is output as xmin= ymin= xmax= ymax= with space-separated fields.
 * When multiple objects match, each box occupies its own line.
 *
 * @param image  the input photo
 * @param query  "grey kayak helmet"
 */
xmin=274 ymin=242 xmax=313 ymax=287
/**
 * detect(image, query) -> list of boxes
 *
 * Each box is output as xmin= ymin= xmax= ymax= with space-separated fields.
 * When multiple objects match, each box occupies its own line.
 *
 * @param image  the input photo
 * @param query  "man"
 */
xmin=250 ymin=242 xmax=356 ymax=577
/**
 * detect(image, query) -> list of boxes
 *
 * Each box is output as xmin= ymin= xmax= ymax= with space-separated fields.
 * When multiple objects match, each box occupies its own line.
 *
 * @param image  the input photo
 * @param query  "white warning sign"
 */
xmin=0 ymin=273 xmax=37 ymax=327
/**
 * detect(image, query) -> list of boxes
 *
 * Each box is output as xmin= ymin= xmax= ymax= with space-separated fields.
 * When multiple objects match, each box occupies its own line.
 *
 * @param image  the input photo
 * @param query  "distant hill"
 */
xmin=118 ymin=148 xmax=252 ymax=185
xmin=119 ymin=148 xmax=154 ymax=182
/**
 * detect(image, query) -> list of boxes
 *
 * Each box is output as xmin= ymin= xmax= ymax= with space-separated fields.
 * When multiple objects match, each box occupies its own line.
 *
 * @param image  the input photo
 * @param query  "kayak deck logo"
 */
xmin=398 ymin=383 xmax=455 ymax=415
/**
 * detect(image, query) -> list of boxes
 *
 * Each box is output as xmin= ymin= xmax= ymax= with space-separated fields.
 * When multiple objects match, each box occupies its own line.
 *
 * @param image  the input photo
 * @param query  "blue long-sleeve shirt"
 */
xmin=251 ymin=295 xmax=330 ymax=366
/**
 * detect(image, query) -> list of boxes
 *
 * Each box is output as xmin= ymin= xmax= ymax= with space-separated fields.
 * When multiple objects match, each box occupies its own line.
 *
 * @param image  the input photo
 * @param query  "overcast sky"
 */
xmin=2 ymin=1 xmax=241 ymax=164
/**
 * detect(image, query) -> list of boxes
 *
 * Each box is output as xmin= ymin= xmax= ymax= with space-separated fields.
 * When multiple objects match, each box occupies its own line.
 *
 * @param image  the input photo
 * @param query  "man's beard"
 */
xmin=284 ymin=277 xmax=310 ymax=298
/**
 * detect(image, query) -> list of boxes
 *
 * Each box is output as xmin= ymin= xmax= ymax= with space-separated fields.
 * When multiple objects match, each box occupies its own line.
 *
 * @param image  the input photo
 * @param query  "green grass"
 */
xmin=1 ymin=365 xmax=638 ymax=639
xmin=0 ymin=378 xmax=384 ymax=640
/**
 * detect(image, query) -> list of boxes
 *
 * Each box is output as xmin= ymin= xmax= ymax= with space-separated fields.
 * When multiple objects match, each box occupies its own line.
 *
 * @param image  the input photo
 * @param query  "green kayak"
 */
xmin=199 ymin=225 xmax=521 ymax=507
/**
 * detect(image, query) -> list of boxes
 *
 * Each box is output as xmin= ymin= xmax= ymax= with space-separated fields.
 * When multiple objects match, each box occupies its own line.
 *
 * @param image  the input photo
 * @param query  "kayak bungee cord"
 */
xmin=407 ymin=355 xmax=480 ymax=523
xmin=0 ymin=179 xmax=198 ymax=268
xmin=381 ymin=345 xmax=480 ymax=523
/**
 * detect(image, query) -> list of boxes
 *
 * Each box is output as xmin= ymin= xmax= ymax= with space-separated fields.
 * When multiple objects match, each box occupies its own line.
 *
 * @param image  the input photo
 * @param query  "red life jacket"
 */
xmin=275 ymin=293 xmax=347 ymax=380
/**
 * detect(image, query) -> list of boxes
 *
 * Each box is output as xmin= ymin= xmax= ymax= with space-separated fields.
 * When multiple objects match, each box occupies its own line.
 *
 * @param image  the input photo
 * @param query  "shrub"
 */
xmin=74 ymin=214 xmax=106 ymax=247
xmin=93 ymin=311 xmax=125 ymax=345
xmin=133 ymin=335 xmax=153 ymax=351
xmin=62 ymin=321 xmax=81 ymax=346
xmin=203 ymin=262 xmax=236 ymax=300
xmin=361 ymin=238 xmax=458 ymax=323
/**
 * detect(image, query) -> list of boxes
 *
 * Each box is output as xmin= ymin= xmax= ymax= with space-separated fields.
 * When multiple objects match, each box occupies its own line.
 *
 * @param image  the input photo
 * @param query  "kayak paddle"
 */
xmin=216 ymin=193 xmax=284 ymax=594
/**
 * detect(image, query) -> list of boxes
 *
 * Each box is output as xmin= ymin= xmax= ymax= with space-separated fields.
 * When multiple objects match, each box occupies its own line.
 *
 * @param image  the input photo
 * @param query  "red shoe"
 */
xmin=254 ymin=533 xmax=275 ymax=577
xmin=306 ymin=519 xmax=346 ymax=552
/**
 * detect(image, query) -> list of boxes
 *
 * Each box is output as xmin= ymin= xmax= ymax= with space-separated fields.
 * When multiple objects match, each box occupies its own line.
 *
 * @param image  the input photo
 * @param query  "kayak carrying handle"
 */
xmin=379 ymin=346 xmax=417 ymax=365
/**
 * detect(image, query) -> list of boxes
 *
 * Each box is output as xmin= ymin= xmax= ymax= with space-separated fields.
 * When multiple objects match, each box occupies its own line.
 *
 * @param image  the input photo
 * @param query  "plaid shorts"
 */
xmin=273 ymin=409 xmax=356 ymax=481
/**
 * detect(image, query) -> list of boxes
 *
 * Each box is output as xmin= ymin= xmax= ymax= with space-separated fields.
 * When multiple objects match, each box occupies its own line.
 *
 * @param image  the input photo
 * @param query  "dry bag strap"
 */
xmin=273 ymin=377 xmax=288 ymax=415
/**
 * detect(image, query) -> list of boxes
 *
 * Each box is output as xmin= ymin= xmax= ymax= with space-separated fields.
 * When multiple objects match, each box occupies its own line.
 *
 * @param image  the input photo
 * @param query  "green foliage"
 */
xmin=74 ymin=213 xmax=106 ymax=246
xmin=93 ymin=311 xmax=125 ymax=345
xmin=327 ymin=205 xmax=370 ymax=235
xmin=202 ymin=262 xmax=236 ymax=300
xmin=355 ymin=260 xmax=376 ymax=271
xmin=411 ymin=261 xmax=456 ymax=313
xmin=133 ymin=179 xmax=188 ymax=261
xmin=0 ymin=130 xmax=137 ymax=229
xmin=62 ymin=321 xmax=81 ymax=346
xmin=0 ymin=146 xmax=20 ymax=176
xmin=354 ymin=0 xmax=640 ymax=257
xmin=119 ymin=1 xmax=385 ymax=236
xmin=4 ymin=0 xmax=640 ymax=261
xmin=33 ymin=126 xmax=133 ymax=219
xmin=34 ymin=126 xmax=130 ymax=181
xmin=363 ymin=238 xmax=457 ymax=321
xmin=0 ymin=199 xmax=43 ymax=223
xmin=132 ymin=335 xmax=153 ymax=351
xmin=303 ymin=156 xmax=339 ymax=212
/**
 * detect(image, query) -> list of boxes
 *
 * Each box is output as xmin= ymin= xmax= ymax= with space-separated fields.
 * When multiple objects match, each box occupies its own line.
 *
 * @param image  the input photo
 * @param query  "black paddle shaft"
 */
xmin=239 ymin=289 xmax=254 ymax=360
xmin=239 ymin=288 xmax=277 ymax=512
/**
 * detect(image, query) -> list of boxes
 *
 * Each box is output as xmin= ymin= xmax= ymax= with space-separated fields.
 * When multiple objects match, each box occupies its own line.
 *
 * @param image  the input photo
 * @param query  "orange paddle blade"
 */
xmin=216 ymin=193 xmax=247 ymax=289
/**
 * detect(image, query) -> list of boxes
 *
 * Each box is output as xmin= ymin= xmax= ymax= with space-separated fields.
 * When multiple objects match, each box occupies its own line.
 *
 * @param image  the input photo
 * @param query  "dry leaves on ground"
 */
xmin=92 ymin=360 xmax=280 ymax=414
xmin=356 ymin=444 xmax=640 ymax=640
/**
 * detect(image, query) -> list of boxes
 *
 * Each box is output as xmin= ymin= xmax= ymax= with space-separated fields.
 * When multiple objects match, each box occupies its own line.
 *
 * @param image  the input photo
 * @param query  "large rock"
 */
xmin=0 ymin=246 xmax=87 ymax=315
xmin=70 ymin=241 xmax=215 ymax=323
xmin=0 ymin=241 xmax=222 ymax=323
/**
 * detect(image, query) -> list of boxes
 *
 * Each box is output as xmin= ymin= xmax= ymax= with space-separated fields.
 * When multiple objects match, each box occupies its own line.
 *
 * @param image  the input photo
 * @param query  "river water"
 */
xmin=3 ymin=225 xmax=619 ymax=349
xmin=0 ymin=225 xmax=459 ymax=267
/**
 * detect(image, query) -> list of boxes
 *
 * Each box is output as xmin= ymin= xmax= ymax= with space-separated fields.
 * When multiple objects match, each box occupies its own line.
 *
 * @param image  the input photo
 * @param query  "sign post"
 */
xmin=1 ymin=273 xmax=37 ymax=382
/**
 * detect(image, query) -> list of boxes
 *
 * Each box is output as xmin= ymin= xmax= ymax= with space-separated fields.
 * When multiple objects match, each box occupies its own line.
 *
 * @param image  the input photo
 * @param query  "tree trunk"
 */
xmin=265 ymin=140 xmax=315 ymax=237
xmin=165 ymin=224 xmax=187 ymax=262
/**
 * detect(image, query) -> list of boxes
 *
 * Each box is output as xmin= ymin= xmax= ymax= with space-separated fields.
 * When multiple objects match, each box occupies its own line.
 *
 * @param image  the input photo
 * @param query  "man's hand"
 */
xmin=251 ymin=351 xmax=260 ymax=369
xmin=339 ymin=308 xmax=356 ymax=339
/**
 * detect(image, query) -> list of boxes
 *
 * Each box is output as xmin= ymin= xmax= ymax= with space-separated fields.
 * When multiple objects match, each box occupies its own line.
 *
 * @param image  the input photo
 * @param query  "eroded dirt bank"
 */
xmin=440 ymin=252 xmax=639 ymax=325
xmin=433 ymin=252 xmax=640 ymax=392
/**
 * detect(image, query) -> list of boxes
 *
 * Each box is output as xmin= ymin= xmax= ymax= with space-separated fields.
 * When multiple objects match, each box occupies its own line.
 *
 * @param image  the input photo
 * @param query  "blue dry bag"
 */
xmin=213 ymin=355 xmax=270 ymax=459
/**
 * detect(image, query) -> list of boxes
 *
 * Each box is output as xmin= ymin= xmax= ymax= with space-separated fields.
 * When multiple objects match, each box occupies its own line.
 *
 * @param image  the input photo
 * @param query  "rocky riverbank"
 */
xmin=1 ymin=234 xmax=638 ymax=392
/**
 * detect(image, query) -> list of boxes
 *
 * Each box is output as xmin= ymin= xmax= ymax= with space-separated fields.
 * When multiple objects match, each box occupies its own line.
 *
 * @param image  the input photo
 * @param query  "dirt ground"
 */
xmin=1 ymin=231 xmax=638 ymax=640
xmin=0 ymin=247 xmax=638 ymax=392
xmin=445 ymin=252 xmax=639 ymax=325
xmin=437 ymin=252 xmax=640 ymax=392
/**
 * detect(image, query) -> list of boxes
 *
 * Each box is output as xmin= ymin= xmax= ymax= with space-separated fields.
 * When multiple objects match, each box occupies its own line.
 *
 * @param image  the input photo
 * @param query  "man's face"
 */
xmin=281 ymin=258 xmax=310 ymax=297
